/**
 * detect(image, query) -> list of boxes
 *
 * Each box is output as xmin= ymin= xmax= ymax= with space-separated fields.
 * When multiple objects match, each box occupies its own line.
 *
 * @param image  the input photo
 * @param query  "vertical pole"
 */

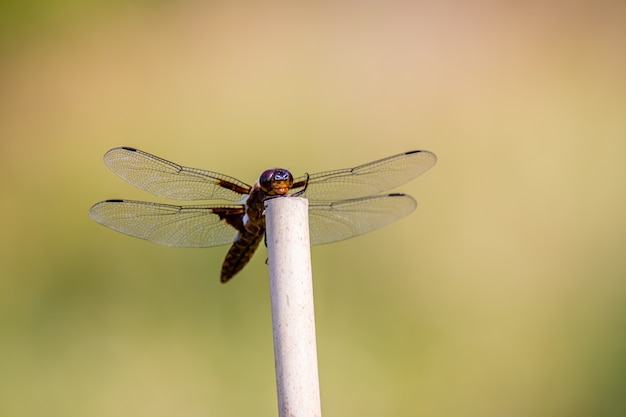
xmin=265 ymin=197 xmax=322 ymax=417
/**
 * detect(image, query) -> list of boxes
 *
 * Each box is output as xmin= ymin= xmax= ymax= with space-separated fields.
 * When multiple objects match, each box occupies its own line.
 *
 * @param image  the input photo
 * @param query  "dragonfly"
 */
xmin=89 ymin=147 xmax=436 ymax=283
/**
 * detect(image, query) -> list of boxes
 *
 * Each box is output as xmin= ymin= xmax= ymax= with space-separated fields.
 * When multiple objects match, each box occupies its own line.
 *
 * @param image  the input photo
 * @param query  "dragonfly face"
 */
xmin=259 ymin=169 xmax=294 ymax=196
xmin=89 ymin=147 xmax=436 ymax=282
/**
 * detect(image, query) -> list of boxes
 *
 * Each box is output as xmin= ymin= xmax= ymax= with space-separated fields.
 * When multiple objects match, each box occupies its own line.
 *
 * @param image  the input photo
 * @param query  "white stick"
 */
xmin=265 ymin=197 xmax=322 ymax=417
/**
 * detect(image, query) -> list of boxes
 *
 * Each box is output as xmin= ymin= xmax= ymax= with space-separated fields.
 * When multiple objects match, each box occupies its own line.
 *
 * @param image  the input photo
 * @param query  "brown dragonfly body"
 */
xmin=220 ymin=168 xmax=296 ymax=282
xmin=89 ymin=147 xmax=436 ymax=283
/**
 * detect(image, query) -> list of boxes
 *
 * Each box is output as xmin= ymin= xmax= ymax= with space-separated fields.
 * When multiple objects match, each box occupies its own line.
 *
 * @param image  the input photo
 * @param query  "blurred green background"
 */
xmin=1 ymin=1 xmax=625 ymax=416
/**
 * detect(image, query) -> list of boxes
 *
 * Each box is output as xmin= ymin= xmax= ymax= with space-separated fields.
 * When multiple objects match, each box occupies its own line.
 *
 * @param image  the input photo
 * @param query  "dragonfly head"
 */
xmin=259 ymin=168 xmax=294 ymax=196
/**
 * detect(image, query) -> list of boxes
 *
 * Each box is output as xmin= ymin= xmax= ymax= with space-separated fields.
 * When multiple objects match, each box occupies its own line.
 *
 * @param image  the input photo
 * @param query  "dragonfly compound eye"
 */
xmin=259 ymin=169 xmax=293 ymax=195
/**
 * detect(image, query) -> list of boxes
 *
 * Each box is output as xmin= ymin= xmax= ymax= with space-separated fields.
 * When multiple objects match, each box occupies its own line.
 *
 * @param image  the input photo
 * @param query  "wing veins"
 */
xmin=89 ymin=199 xmax=242 ymax=248
xmin=292 ymin=150 xmax=436 ymax=201
xmin=103 ymin=147 xmax=251 ymax=201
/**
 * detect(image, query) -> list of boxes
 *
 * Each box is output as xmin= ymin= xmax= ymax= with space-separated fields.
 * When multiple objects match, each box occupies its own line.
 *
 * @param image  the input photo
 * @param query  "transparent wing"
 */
xmin=292 ymin=150 xmax=436 ymax=201
xmin=88 ymin=199 xmax=243 ymax=247
xmin=103 ymin=147 xmax=251 ymax=201
xmin=308 ymin=193 xmax=417 ymax=245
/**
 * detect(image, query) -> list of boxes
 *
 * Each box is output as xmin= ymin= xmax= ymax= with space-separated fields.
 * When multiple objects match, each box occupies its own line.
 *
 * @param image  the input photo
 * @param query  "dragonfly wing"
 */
xmin=308 ymin=193 xmax=417 ymax=245
xmin=103 ymin=147 xmax=251 ymax=201
xmin=89 ymin=199 xmax=243 ymax=247
xmin=292 ymin=150 xmax=436 ymax=201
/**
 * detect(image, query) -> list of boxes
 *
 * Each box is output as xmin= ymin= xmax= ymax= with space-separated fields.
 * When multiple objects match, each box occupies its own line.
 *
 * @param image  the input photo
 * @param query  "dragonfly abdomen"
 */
xmin=220 ymin=230 xmax=265 ymax=283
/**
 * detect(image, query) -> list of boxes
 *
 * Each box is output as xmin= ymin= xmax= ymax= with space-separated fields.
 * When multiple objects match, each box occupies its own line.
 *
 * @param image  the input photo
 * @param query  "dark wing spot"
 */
xmin=212 ymin=207 xmax=246 ymax=233
xmin=217 ymin=179 xmax=250 ymax=195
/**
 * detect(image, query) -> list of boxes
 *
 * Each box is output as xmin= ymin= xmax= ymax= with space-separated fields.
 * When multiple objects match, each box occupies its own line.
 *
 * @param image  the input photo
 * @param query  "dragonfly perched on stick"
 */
xmin=89 ymin=147 xmax=436 ymax=282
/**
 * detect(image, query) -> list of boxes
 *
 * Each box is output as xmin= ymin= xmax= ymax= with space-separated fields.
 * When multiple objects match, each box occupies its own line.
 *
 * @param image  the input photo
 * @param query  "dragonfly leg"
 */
xmin=291 ymin=172 xmax=310 ymax=197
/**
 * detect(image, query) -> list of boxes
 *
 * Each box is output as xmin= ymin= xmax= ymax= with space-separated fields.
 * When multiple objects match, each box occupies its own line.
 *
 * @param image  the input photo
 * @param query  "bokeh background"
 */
xmin=1 ymin=1 xmax=625 ymax=416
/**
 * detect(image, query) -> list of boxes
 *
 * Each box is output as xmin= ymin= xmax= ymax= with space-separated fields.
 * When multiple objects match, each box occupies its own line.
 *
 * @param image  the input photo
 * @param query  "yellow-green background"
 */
xmin=1 ymin=1 xmax=625 ymax=416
